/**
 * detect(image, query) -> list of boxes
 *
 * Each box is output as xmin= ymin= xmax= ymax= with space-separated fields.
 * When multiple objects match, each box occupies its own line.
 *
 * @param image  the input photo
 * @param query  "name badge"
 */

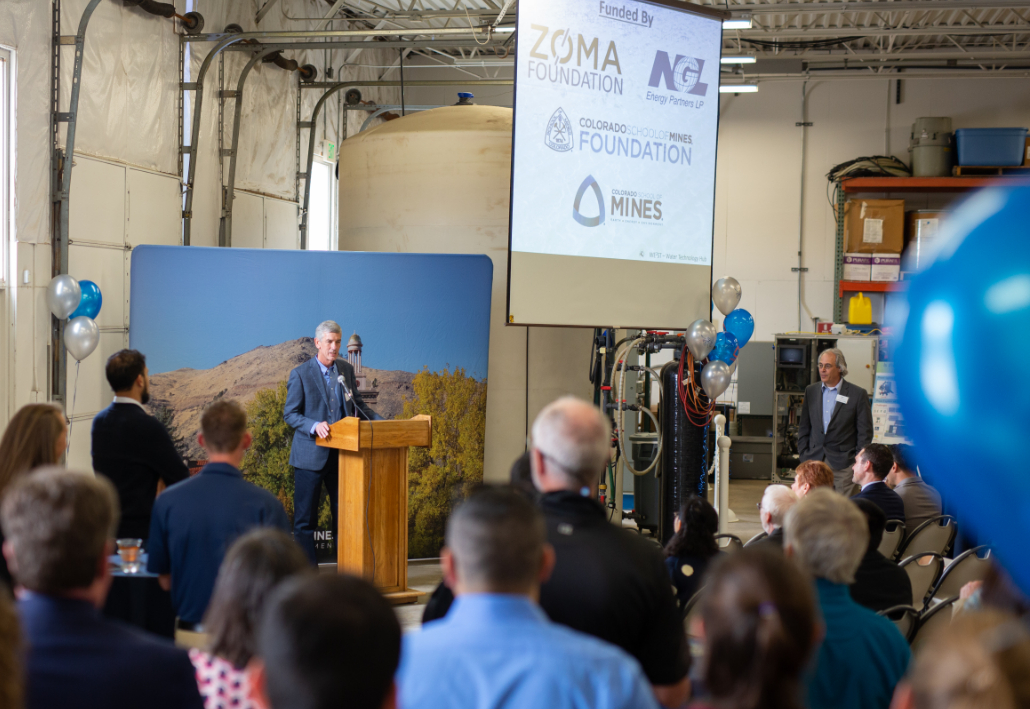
xmin=836 ymin=394 xmax=849 ymax=404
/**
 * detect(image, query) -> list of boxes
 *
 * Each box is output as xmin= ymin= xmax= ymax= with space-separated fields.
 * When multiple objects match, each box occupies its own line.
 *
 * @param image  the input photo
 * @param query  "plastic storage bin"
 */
xmin=955 ymin=128 xmax=1028 ymax=166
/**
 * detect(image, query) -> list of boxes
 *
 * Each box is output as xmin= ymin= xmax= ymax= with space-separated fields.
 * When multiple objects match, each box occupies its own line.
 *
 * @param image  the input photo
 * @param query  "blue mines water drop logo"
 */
xmin=545 ymin=107 xmax=573 ymax=152
xmin=573 ymin=175 xmax=605 ymax=227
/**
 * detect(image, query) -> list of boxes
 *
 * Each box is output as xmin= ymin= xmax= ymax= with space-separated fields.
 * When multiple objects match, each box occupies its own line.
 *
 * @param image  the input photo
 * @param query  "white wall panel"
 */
xmin=264 ymin=198 xmax=299 ymax=250
xmin=69 ymin=158 xmax=125 ymax=246
xmin=67 ymin=244 xmax=125 ymax=329
xmin=128 ymin=169 xmax=181 ymax=247
xmin=232 ymin=192 xmax=264 ymax=249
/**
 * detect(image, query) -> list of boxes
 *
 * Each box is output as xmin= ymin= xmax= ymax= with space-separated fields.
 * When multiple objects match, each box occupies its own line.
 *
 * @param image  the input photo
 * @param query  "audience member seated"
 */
xmin=92 ymin=350 xmax=190 ymax=540
xmin=147 ymin=400 xmax=289 ymax=637
xmin=190 ymin=529 xmax=310 ymax=709
xmin=885 ymin=444 xmax=942 ymax=533
xmin=1 ymin=468 xmax=202 ymax=709
xmin=754 ymin=485 xmax=798 ymax=553
xmin=0 ymin=404 xmax=67 ymax=592
xmin=0 ymin=585 xmax=21 ymax=709
xmin=850 ymin=499 xmax=913 ymax=612
xmin=532 ymin=397 xmax=690 ymax=708
xmin=252 ymin=574 xmax=401 ymax=709
xmin=851 ymin=444 xmax=905 ymax=521
xmin=692 ymin=548 xmax=818 ymax=709
xmin=890 ymin=610 xmax=1030 ymax=709
xmin=664 ymin=496 xmax=719 ymax=608
xmin=398 ymin=487 xmax=659 ymax=709
xmin=785 ymin=489 xmax=910 ymax=709
xmin=791 ymin=460 xmax=835 ymax=499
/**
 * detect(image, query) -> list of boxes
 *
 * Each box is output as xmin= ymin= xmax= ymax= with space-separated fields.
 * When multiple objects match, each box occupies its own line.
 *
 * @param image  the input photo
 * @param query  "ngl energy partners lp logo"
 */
xmin=572 ymin=176 xmax=664 ymax=227
xmin=646 ymin=51 xmax=709 ymax=108
xmin=545 ymin=108 xmax=573 ymax=152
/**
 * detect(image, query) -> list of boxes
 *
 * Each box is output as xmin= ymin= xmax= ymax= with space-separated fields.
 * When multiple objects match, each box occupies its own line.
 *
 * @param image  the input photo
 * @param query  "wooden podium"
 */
xmin=316 ymin=415 xmax=432 ymax=604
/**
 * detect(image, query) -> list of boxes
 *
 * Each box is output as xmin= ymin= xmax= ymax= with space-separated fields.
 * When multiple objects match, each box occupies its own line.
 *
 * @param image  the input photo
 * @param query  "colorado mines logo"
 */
xmin=572 ymin=175 xmax=605 ymax=227
xmin=545 ymin=107 xmax=573 ymax=152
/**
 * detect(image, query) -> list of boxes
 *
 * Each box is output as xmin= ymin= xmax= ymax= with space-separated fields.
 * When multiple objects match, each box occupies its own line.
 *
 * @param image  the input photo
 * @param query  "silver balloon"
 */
xmin=712 ymin=277 xmax=742 ymax=316
xmin=685 ymin=319 xmax=717 ymax=361
xmin=701 ymin=360 xmax=732 ymax=400
xmin=64 ymin=316 xmax=99 ymax=362
xmin=46 ymin=274 xmax=81 ymax=320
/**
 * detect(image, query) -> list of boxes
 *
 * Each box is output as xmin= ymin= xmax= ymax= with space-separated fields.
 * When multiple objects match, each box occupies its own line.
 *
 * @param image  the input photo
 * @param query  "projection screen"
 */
xmin=506 ymin=0 xmax=726 ymax=329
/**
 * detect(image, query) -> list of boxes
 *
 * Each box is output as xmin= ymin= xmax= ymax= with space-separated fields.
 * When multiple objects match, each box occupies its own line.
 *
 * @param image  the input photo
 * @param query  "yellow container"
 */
xmin=848 ymin=292 xmax=873 ymax=324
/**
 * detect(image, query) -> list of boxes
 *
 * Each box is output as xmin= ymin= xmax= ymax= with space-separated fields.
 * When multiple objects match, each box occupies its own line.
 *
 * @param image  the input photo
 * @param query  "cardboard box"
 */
xmin=905 ymin=210 xmax=947 ymax=270
xmin=843 ymin=253 xmax=871 ymax=281
xmin=871 ymin=253 xmax=900 ymax=281
xmin=845 ymin=199 xmax=905 ymax=253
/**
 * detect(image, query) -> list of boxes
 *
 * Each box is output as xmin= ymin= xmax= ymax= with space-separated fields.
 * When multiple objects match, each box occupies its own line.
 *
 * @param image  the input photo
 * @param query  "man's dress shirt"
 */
xmin=822 ymin=382 xmax=839 ymax=433
xmin=398 ymin=594 xmax=658 ymax=709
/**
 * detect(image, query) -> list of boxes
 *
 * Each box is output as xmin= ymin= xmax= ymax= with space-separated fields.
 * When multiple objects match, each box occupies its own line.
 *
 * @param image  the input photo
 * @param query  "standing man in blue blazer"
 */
xmin=797 ymin=347 xmax=873 ymax=497
xmin=284 ymin=320 xmax=381 ymax=564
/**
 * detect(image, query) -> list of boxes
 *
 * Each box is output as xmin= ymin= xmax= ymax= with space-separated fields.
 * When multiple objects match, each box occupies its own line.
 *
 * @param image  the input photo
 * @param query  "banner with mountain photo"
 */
xmin=129 ymin=245 xmax=492 ymax=559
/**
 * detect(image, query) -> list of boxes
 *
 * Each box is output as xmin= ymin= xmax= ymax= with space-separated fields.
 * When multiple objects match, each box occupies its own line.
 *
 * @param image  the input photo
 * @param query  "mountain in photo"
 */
xmin=147 ymin=337 xmax=416 ymax=460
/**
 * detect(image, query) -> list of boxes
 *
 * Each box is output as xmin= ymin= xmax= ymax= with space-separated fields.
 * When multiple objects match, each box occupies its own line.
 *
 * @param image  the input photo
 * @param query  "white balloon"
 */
xmin=685 ymin=319 xmax=717 ymax=361
xmin=712 ymin=277 xmax=742 ymax=316
xmin=701 ymin=360 xmax=732 ymax=400
xmin=64 ymin=316 xmax=99 ymax=362
xmin=47 ymin=275 xmax=81 ymax=320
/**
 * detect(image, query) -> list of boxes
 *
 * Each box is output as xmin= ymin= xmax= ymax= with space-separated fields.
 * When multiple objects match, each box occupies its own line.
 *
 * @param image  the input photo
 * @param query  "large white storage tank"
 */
xmin=337 ymin=103 xmax=593 ymax=481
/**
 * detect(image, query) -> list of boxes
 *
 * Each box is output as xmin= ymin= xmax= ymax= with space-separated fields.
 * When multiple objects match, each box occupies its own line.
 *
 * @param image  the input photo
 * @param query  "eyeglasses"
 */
xmin=817 ymin=364 xmax=837 ymax=370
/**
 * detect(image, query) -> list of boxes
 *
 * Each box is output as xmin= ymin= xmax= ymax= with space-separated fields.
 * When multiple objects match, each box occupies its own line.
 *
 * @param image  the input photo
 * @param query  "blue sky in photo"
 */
xmin=130 ymin=246 xmax=493 ymax=378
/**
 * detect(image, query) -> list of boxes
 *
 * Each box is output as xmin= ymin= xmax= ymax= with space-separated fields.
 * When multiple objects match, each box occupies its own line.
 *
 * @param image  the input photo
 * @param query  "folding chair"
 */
xmin=911 ymin=596 xmax=959 ymax=651
xmin=897 ymin=515 xmax=957 ymax=559
xmin=898 ymin=552 xmax=944 ymax=608
xmin=878 ymin=519 xmax=906 ymax=560
xmin=929 ymin=546 xmax=992 ymax=605
xmin=682 ymin=587 xmax=705 ymax=632
xmin=877 ymin=605 xmax=920 ymax=643
xmin=744 ymin=531 xmax=769 ymax=547
xmin=714 ymin=533 xmax=743 ymax=553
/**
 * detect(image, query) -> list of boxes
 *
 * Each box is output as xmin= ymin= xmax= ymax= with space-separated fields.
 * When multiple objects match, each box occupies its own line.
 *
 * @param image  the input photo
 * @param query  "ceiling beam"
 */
xmin=736 ymin=24 xmax=1030 ymax=38
xmin=718 ymin=1 xmax=1030 ymax=14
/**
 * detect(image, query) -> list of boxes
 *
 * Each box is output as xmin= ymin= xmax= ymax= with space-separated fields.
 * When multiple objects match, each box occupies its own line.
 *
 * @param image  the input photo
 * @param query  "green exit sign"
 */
xmin=322 ymin=140 xmax=336 ymax=161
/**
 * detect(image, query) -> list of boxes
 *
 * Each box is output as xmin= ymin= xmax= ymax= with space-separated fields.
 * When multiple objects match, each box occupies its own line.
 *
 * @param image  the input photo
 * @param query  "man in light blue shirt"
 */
xmin=397 ymin=487 xmax=661 ymax=709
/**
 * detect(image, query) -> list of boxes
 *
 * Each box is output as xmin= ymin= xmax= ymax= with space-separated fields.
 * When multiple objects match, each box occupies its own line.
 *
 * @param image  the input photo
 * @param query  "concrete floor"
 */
xmin=389 ymin=478 xmax=779 ymax=632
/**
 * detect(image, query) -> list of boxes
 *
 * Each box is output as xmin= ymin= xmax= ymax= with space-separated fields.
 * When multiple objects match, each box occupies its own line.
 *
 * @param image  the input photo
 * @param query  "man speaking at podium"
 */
xmin=285 ymin=320 xmax=381 ymax=564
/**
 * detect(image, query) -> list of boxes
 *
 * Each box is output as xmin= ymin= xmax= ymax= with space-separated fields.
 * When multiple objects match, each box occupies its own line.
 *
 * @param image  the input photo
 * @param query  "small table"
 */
xmin=102 ymin=553 xmax=176 ymax=639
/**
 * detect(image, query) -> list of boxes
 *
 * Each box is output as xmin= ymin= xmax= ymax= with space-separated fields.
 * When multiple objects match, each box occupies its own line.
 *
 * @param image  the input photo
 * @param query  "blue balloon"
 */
xmin=895 ymin=185 xmax=1030 ymax=596
xmin=724 ymin=308 xmax=755 ymax=348
xmin=69 ymin=280 xmax=102 ymax=320
xmin=708 ymin=331 xmax=739 ymax=365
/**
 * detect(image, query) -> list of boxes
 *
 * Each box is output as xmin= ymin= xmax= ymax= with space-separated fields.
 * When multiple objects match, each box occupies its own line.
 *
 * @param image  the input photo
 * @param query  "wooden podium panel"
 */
xmin=317 ymin=415 xmax=431 ymax=604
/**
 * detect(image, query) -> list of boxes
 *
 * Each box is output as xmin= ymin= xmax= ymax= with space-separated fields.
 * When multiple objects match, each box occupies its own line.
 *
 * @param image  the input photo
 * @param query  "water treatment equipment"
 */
xmin=335 ymin=103 xmax=593 ymax=478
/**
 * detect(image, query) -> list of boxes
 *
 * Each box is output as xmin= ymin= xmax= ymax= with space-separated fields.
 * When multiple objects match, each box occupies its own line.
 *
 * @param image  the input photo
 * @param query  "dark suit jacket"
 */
xmin=853 ymin=481 xmax=906 ymax=522
xmin=850 ymin=549 xmax=913 ymax=612
xmin=91 ymin=402 xmax=190 ymax=539
xmin=797 ymin=379 xmax=873 ymax=470
xmin=284 ymin=357 xmax=380 ymax=470
xmin=18 ymin=594 xmax=203 ymax=709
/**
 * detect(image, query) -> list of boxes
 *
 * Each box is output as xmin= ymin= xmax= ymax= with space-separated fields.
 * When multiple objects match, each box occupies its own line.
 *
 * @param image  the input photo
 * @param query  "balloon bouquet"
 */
xmin=683 ymin=277 xmax=755 ymax=404
xmin=46 ymin=275 xmax=103 ymax=448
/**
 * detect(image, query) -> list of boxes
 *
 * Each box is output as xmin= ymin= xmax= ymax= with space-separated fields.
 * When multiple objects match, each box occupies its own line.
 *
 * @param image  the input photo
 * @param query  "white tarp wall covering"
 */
xmin=0 ymin=0 xmax=399 ymax=468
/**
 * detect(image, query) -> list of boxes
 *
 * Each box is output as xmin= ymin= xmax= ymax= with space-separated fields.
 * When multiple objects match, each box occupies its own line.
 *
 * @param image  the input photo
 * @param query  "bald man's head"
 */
xmin=530 ymin=396 xmax=611 ymax=491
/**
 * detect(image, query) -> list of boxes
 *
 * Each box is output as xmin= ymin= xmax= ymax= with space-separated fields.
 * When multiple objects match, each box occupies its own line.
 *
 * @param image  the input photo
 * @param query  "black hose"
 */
xmin=125 ymin=0 xmax=175 ymax=18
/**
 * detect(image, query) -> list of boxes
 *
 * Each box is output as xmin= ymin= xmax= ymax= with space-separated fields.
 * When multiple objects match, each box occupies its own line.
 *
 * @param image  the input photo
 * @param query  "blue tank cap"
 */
xmin=455 ymin=92 xmax=475 ymax=105
xmin=458 ymin=92 xmax=474 ymax=99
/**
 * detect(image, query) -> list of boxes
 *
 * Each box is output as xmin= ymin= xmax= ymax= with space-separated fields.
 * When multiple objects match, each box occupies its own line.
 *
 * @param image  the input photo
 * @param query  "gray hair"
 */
xmin=784 ymin=489 xmax=868 ymax=584
xmin=446 ymin=487 xmax=545 ymax=592
xmin=760 ymin=485 xmax=798 ymax=528
xmin=314 ymin=320 xmax=342 ymax=341
xmin=821 ymin=347 xmax=849 ymax=377
xmin=530 ymin=396 xmax=611 ymax=489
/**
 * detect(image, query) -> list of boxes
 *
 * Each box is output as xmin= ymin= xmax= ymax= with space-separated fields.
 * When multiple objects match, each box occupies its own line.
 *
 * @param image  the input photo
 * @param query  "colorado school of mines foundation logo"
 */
xmin=545 ymin=107 xmax=573 ymax=152
xmin=573 ymin=175 xmax=605 ymax=227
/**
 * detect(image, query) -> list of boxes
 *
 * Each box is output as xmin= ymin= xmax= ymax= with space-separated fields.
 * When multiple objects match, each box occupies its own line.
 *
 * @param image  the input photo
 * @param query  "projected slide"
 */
xmin=509 ymin=0 xmax=722 ymax=266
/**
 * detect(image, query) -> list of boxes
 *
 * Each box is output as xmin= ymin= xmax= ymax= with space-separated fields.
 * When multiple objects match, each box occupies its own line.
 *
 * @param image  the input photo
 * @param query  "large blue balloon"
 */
xmin=894 ymin=185 xmax=1030 ymax=596
xmin=708 ymin=331 xmax=739 ymax=365
xmin=69 ymin=280 xmax=102 ymax=320
xmin=724 ymin=308 xmax=755 ymax=348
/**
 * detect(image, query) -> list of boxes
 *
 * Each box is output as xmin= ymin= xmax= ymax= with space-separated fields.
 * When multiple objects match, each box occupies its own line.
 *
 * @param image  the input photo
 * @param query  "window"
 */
xmin=307 ymin=159 xmax=336 ymax=251
xmin=0 ymin=45 xmax=12 ymax=284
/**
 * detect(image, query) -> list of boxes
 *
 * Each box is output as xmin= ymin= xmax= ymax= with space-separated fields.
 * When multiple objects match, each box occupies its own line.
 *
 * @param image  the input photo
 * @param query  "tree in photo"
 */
xmin=400 ymin=366 xmax=487 ymax=558
xmin=241 ymin=381 xmax=296 ymax=520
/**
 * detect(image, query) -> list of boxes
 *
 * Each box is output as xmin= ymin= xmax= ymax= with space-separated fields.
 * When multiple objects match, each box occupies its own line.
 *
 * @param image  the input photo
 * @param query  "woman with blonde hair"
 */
xmin=0 ymin=403 xmax=67 ymax=589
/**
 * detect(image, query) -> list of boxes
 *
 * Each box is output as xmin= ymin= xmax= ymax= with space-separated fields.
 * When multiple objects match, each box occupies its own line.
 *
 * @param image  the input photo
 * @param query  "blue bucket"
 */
xmin=955 ymin=127 xmax=1028 ymax=166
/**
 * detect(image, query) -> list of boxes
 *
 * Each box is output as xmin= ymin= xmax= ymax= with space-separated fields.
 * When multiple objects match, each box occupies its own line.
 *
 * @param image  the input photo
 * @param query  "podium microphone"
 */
xmin=338 ymin=375 xmax=372 ymax=421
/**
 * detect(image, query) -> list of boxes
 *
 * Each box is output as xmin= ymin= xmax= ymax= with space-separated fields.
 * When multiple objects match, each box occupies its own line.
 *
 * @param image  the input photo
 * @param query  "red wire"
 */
xmin=677 ymin=344 xmax=715 ymax=427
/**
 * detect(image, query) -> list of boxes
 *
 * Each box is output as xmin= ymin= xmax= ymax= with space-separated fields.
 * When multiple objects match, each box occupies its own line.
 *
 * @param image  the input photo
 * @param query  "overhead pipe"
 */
xmin=180 ymin=27 xmax=498 ymax=245
xmin=296 ymin=79 xmax=512 ymax=249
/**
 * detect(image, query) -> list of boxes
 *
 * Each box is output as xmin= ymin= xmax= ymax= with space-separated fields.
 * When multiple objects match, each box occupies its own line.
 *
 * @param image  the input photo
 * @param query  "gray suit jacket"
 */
xmin=797 ymin=378 xmax=873 ymax=471
xmin=894 ymin=477 xmax=942 ymax=532
xmin=283 ymin=357 xmax=380 ymax=470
